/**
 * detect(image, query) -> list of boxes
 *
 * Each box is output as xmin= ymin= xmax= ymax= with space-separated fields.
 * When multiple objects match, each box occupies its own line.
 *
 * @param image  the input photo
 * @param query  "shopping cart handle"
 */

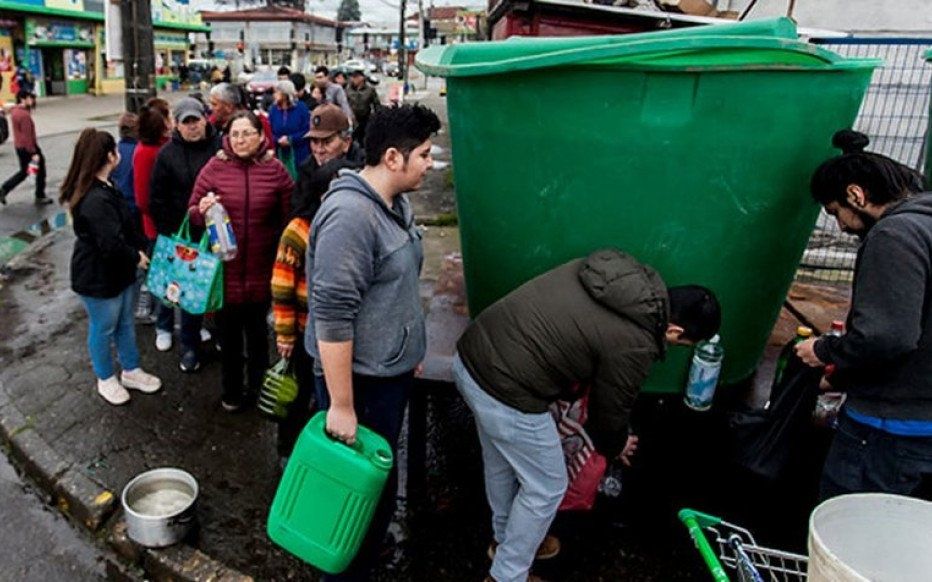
xmin=678 ymin=508 xmax=729 ymax=582
xmin=678 ymin=508 xmax=723 ymax=528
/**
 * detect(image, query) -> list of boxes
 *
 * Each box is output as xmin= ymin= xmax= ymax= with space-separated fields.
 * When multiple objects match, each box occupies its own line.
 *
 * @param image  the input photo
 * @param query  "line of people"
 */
xmin=56 ymin=80 xmax=932 ymax=582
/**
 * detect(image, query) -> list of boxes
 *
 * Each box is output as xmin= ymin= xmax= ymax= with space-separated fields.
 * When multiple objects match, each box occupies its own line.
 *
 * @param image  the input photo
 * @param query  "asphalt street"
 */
xmin=0 ymin=452 xmax=106 ymax=581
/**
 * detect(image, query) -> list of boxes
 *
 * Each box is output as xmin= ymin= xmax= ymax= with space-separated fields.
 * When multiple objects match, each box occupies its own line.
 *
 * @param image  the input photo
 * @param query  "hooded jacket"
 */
xmin=814 ymin=193 xmax=932 ymax=421
xmin=150 ymin=125 xmax=221 ymax=236
xmin=188 ymin=137 xmax=293 ymax=305
xmin=305 ymin=171 xmax=425 ymax=377
xmin=456 ymin=249 xmax=669 ymax=458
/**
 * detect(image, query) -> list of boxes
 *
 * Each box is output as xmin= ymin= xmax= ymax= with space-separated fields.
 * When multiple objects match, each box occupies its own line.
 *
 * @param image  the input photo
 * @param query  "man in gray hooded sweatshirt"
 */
xmin=796 ymin=130 xmax=932 ymax=500
xmin=305 ymin=104 xmax=440 ymax=581
xmin=454 ymin=248 xmax=721 ymax=582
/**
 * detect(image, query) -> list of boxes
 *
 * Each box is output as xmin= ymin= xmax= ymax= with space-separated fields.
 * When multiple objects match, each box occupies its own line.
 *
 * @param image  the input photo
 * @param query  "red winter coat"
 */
xmin=133 ymin=137 xmax=168 ymax=240
xmin=188 ymin=139 xmax=294 ymax=305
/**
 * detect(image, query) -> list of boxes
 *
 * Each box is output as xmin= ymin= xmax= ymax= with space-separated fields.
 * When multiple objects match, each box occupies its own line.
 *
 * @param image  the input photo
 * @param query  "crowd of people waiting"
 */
xmin=54 ymin=66 xmax=932 ymax=582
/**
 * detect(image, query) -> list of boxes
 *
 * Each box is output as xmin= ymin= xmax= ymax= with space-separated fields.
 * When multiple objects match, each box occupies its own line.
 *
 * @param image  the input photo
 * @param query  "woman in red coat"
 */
xmin=189 ymin=111 xmax=294 ymax=411
xmin=132 ymin=98 xmax=172 ymax=327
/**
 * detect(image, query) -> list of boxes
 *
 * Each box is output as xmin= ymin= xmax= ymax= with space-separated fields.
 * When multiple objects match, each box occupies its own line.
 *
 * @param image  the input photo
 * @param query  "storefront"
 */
xmin=154 ymin=29 xmax=188 ymax=91
xmin=24 ymin=16 xmax=94 ymax=96
xmin=0 ymin=0 xmax=206 ymax=99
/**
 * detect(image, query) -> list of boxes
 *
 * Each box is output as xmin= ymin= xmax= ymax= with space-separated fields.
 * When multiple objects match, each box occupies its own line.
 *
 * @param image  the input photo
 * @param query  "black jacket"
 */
xmin=457 ymin=249 xmax=669 ymax=457
xmin=149 ymin=126 xmax=220 ymax=236
xmin=293 ymin=142 xmax=365 ymax=219
xmin=815 ymin=193 xmax=932 ymax=421
xmin=71 ymin=180 xmax=146 ymax=298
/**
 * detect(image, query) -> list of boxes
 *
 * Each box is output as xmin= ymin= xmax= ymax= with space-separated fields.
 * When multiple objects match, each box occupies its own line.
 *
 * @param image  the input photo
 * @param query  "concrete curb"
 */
xmin=0 ymin=232 xmax=254 ymax=582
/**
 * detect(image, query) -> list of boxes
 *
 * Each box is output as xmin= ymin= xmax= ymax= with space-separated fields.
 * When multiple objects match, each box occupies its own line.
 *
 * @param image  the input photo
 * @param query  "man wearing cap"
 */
xmin=293 ymin=104 xmax=365 ymax=215
xmin=149 ymin=97 xmax=222 ymax=372
xmin=346 ymin=68 xmax=381 ymax=146
xmin=313 ymin=66 xmax=354 ymax=124
xmin=0 ymin=90 xmax=51 ymax=206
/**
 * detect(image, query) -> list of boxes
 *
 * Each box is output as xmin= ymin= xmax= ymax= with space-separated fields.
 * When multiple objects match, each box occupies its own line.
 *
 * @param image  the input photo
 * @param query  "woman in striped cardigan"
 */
xmin=272 ymin=157 xmax=359 ymax=459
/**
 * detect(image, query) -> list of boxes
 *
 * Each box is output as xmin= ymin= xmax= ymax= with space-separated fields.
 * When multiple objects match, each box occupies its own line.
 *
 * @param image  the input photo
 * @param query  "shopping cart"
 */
xmin=678 ymin=508 xmax=808 ymax=582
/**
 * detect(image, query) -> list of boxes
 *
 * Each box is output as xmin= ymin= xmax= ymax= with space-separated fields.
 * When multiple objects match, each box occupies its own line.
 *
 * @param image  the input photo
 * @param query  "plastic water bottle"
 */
xmin=815 ymin=321 xmax=846 ymax=428
xmin=204 ymin=194 xmax=238 ymax=261
xmin=684 ymin=334 xmax=724 ymax=411
xmin=599 ymin=465 xmax=623 ymax=498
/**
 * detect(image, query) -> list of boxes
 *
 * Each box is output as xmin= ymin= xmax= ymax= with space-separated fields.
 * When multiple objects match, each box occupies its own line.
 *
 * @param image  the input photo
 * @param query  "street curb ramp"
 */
xmin=0 ymin=230 xmax=254 ymax=582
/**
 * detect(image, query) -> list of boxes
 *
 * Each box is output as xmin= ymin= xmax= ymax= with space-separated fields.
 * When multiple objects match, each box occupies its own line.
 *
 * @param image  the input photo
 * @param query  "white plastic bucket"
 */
xmin=808 ymin=493 xmax=932 ymax=581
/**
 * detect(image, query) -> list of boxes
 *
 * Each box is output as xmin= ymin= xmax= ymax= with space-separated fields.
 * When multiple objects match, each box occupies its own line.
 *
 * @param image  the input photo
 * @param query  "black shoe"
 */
xmin=179 ymin=350 xmax=200 ymax=373
xmin=34 ymin=196 xmax=53 ymax=206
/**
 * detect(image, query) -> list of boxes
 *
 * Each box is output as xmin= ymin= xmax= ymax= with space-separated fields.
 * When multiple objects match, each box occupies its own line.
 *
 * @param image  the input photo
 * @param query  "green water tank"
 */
xmin=417 ymin=18 xmax=878 ymax=393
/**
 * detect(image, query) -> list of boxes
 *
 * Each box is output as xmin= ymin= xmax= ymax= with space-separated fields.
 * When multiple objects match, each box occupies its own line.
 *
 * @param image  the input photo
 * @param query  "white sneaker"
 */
xmin=155 ymin=330 xmax=173 ymax=352
xmin=121 ymin=369 xmax=162 ymax=393
xmin=200 ymin=328 xmax=212 ymax=343
xmin=97 ymin=376 xmax=130 ymax=405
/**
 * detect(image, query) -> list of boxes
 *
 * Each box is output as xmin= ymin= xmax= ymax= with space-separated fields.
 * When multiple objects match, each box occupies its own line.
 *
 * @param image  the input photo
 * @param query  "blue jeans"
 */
xmin=314 ymin=371 xmax=412 ymax=582
xmin=821 ymin=412 xmax=932 ymax=501
xmin=156 ymin=302 xmax=203 ymax=353
xmin=452 ymin=354 xmax=567 ymax=582
xmin=79 ymin=286 xmax=141 ymax=380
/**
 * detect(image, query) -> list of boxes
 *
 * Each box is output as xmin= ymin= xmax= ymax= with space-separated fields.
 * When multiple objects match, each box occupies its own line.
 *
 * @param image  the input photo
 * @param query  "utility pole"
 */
xmin=418 ymin=0 xmax=426 ymax=89
xmin=121 ymin=0 xmax=157 ymax=113
xmin=398 ymin=0 xmax=407 ymax=97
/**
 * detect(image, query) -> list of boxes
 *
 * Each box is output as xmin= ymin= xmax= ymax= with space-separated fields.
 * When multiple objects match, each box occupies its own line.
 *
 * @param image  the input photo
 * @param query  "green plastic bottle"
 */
xmin=770 ymin=325 xmax=813 ymax=394
xmin=267 ymin=411 xmax=393 ymax=574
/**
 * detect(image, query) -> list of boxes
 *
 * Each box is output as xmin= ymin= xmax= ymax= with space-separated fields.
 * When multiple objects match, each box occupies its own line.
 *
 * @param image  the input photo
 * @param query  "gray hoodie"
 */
xmin=815 ymin=193 xmax=932 ymax=420
xmin=305 ymin=171 xmax=425 ymax=377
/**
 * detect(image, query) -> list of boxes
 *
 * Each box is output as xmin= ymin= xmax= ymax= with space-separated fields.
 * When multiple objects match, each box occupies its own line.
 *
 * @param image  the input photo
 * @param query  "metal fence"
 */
xmin=796 ymin=37 xmax=932 ymax=285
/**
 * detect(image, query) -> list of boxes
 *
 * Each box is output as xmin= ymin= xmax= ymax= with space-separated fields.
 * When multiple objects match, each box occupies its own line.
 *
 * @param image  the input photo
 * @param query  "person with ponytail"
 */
xmin=62 ymin=128 xmax=163 ymax=406
xmin=796 ymin=129 xmax=932 ymax=500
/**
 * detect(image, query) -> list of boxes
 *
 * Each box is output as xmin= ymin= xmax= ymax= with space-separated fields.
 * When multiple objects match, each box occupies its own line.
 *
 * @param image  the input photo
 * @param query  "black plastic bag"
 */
xmin=730 ymin=354 xmax=823 ymax=480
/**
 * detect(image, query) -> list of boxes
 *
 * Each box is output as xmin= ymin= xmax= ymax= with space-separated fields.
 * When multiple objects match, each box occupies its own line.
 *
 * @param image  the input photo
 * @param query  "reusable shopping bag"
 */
xmin=146 ymin=215 xmax=224 ymax=315
xmin=277 ymin=146 xmax=298 ymax=182
xmin=550 ymin=388 xmax=608 ymax=511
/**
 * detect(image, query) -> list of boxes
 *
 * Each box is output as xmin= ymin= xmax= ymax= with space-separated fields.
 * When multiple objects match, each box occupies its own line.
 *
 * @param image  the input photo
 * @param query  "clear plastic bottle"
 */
xmin=599 ymin=464 xmax=623 ymax=498
xmin=815 ymin=320 xmax=846 ymax=428
xmin=204 ymin=194 xmax=238 ymax=261
xmin=684 ymin=334 xmax=724 ymax=411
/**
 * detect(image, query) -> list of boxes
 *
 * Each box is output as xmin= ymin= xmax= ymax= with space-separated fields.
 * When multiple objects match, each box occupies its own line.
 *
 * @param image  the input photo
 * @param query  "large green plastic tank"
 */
xmin=417 ymin=18 xmax=878 ymax=393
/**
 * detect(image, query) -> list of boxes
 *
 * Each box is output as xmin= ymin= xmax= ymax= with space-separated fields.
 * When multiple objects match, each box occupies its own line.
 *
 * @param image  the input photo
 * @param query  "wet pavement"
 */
xmin=0 ymin=448 xmax=106 ymax=580
xmin=0 ymin=82 xmax=855 ymax=580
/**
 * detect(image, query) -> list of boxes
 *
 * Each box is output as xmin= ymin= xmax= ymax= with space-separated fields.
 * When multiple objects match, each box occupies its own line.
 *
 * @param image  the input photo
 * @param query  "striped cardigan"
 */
xmin=271 ymin=217 xmax=311 ymax=347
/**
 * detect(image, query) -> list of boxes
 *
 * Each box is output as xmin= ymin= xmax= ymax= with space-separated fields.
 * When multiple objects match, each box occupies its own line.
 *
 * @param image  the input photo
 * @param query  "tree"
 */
xmin=337 ymin=0 xmax=361 ymax=22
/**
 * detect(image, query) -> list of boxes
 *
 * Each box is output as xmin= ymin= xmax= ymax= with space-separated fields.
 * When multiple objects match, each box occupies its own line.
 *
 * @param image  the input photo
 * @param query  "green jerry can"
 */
xmin=267 ymin=411 xmax=394 ymax=574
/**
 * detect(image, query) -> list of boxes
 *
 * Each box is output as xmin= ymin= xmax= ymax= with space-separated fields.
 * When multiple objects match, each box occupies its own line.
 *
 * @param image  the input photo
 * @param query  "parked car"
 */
xmin=245 ymin=70 xmax=278 ymax=110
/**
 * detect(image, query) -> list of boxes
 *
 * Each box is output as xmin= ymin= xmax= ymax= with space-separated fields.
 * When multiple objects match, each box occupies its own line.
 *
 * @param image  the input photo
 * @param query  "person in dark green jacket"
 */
xmin=453 ymin=248 xmax=720 ymax=582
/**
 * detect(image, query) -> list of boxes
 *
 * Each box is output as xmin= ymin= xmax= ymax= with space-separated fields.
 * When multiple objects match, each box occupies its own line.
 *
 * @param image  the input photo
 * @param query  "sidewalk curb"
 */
xmin=0 ymin=233 xmax=255 ymax=582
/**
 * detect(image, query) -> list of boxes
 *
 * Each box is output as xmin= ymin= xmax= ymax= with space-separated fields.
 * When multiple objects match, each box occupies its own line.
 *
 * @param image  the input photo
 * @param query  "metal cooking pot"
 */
xmin=121 ymin=468 xmax=198 ymax=548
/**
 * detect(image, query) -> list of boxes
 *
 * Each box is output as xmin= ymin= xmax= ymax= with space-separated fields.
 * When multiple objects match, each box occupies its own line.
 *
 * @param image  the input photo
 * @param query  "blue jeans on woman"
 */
xmin=79 ymin=285 xmax=141 ymax=380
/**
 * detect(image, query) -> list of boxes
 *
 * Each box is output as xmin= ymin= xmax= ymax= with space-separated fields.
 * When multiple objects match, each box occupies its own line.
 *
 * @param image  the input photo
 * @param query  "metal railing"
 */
xmin=796 ymin=37 xmax=932 ymax=284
